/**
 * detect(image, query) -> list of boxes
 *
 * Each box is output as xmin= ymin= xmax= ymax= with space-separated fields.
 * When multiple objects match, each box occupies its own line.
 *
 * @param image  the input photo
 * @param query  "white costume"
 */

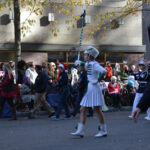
xmin=25 ymin=67 xmax=37 ymax=85
xmin=80 ymin=61 xmax=107 ymax=107
xmin=71 ymin=68 xmax=79 ymax=86
xmin=71 ymin=46 xmax=107 ymax=138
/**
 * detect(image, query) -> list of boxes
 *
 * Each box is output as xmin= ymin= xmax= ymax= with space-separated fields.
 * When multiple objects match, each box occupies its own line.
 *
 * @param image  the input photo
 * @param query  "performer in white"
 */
xmin=71 ymin=46 xmax=107 ymax=138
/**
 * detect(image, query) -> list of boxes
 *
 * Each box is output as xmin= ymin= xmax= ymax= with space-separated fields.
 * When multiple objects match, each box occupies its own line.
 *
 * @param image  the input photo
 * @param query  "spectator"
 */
xmin=113 ymin=63 xmax=121 ymax=76
xmin=126 ymin=76 xmax=138 ymax=106
xmin=51 ymin=63 xmax=70 ymax=120
xmin=133 ymin=82 xmax=150 ymax=122
xmin=17 ymin=60 xmax=26 ymax=84
xmin=129 ymin=65 xmax=137 ymax=76
xmin=42 ymin=62 xmax=48 ymax=74
xmin=46 ymin=76 xmax=57 ymax=94
xmin=105 ymin=61 xmax=113 ymax=81
xmin=28 ymin=65 xmax=53 ymax=119
xmin=0 ymin=64 xmax=17 ymax=120
xmin=25 ymin=62 xmax=37 ymax=85
xmin=123 ymin=60 xmax=129 ymax=75
xmin=128 ymin=60 xmax=150 ymax=119
xmin=71 ymin=62 xmax=88 ymax=117
xmin=48 ymin=62 xmax=56 ymax=79
xmin=20 ymin=76 xmax=35 ymax=111
xmin=9 ymin=61 xmax=16 ymax=84
xmin=108 ymin=76 xmax=121 ymax=109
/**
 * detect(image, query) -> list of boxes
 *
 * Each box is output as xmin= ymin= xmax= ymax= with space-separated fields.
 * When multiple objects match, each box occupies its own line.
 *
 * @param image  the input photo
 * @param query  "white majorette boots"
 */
xmin=95 ymin=124 xmax=107 ymax=137
xmin=71 ymin=123 xmax=84 ymax=137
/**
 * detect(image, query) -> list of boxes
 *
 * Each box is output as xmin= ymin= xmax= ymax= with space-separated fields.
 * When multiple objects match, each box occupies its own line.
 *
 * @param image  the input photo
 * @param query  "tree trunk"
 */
xmin=13 ymin=0 xmax=21 ymax=81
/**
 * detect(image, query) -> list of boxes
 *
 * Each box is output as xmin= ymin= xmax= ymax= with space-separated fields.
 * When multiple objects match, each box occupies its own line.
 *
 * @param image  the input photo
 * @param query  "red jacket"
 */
xmin=108 ymin=82 xmax=120 ymax=94
xmin=106 ymin=66 xmax=113 ymax=80
xmin=0 ymin=74 xmax=17 ymax=98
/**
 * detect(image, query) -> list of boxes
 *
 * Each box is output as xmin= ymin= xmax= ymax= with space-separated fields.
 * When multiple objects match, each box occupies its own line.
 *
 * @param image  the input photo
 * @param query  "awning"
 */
xmin=0 ymin=43 xmax=146 ymax=53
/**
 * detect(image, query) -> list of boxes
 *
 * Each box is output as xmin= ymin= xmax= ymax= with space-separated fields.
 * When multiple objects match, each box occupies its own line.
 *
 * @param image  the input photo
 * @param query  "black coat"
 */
xmin=137 ymin=82 xmax=150 ymax=111
xmin=34 ymin=71 xmax=48 ymax=93
xmin=79 ymin=71 xmax=87 ymax=93
xmin=58 ymin=71 xmax=68 ymax=93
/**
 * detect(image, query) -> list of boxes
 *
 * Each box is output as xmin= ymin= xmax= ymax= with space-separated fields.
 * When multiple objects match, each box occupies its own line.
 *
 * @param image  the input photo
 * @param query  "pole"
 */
xmin=77 ymin=8 xmax=86 ymax=61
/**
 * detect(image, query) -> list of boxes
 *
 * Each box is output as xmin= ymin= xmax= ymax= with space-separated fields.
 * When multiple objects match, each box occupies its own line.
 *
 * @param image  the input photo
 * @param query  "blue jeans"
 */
xmin=55 ymin=92 xmax=70 ymax=118
xmin=110 ymin=93 xmax=121 ymax=108
xmin=72 ymin=91 xmax=84 ymax=116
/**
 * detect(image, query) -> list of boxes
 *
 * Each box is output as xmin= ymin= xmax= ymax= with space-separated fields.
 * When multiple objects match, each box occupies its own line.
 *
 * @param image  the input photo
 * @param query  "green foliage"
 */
xmin=119 ymin=71 xmax=129 ymax=78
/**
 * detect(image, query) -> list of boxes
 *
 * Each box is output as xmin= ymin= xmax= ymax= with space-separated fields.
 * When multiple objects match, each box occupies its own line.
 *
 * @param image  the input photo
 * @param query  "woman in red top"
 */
xmin=108 ymin=76 xmax=121 ymax=109
xmin=0 ymin=64 xmax=17 ymax=120
xmin=105 ymin=61 xmax=113 ymax=81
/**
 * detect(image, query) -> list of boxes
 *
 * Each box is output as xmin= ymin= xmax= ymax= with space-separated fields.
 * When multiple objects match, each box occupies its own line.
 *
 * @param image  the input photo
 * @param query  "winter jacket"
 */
xmin=0 ymin=74 xmax=17 ymax=98
xmin=34 ymin=72 xmax=48 ymax=93
xmin=58 ymin=71 xmax=68 ymax=93
xmin=137 ymin=82 xmax=150 ymax=112
xmin=106 ymin=66 xmax=113 ymax=80
xmin=108 ymin=82 xmax=120 ymax=94
xmin=79 ymin=71 xmax=88 ymax=92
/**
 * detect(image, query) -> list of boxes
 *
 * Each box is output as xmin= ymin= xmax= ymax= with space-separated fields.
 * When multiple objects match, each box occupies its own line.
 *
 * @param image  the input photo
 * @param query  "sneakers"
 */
xmin=48 ymin=112 xmax=56 ymax=118
xmin=70 ymin=112 xmax=76 ymax=117
xmin=51 ymin=115 xmax=59 ymax=120
xmin=144 ymin=116 xmax=150 ymax=121
xmin=63 ymin=116 xmax=72 ymax=120
xmin=128 ymin=115 xmax=132 ymax=119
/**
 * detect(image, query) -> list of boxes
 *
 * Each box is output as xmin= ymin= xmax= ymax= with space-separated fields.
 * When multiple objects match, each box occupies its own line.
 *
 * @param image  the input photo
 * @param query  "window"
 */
xmin=106 ymin=53 xmax=123 ymax=63
xmin=68 ymin=52 xmax=84 ymax=63
xmin=96 ymin=52 xmax=104 ymax=63
xmin=48 ymin=52 xmax=66 ymax=62
xmin=0 ymin=51 xmax=15 ymax=62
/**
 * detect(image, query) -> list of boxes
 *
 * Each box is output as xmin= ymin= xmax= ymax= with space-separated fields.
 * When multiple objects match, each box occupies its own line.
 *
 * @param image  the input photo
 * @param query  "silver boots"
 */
xmin=71 ymin=123 xmax=84 ymax=137
xmin=95 ymin=124 xmax=107 ymax=137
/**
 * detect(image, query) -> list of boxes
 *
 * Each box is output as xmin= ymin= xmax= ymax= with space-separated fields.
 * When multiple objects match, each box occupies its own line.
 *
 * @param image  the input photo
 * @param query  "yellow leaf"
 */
xmin=54 ymin=33 xmax=57 ymax=37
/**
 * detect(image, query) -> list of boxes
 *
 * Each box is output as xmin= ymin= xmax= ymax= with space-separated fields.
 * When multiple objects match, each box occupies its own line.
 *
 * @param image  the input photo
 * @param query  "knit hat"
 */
xmin=58 ymin=63 xmax=65 ymax=69
xmin=111 ymin=76 xmax=117 ymax=81
xmin=80 ymin=61 xmax=85 ymax=67
xmin=139 ymin=60 xmax=147 ymax=66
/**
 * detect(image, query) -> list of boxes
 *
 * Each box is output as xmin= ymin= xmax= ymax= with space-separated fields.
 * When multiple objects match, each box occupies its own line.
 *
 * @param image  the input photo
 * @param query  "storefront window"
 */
xmin=48 ymin=52 xmax=66 ymax=62
xmin=96 ymin=53 xmax=104 ymax=63
xmin=68 ymin=52 xmax=84 ymax=62
xmin=106 ymin=53 xmax=123 ymax=63
xmin=0 ymin=51 xmax=15 ymax=62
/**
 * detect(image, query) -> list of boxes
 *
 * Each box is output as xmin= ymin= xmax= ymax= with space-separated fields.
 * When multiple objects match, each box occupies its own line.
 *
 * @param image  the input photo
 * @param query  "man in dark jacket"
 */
xmin=71 ymin=62 xmax=88 ymax=117
xmin=29 ymin=65 xmax=52 ymax=118
xmin=51 ymin=64 xmax=70 ymax=120
xmin=133 ymin=82 xmax=150 ymax=122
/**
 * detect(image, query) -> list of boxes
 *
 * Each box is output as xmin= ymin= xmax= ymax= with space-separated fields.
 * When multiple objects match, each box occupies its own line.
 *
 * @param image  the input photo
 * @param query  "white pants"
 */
xmin=131 ymin=93 xmax=150 ymax=117
xmin=146 ymin=107 xmax=150 ymax=117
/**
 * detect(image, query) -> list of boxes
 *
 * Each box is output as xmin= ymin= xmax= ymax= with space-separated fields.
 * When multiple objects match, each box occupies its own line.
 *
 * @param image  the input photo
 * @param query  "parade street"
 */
xmin=0 ymin=111 xmax=149 ymax=150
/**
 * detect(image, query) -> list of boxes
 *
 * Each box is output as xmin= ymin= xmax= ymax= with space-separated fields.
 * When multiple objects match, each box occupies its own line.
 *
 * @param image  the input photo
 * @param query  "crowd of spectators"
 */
xmin=0 ymin=59 xmax=147 ymax=120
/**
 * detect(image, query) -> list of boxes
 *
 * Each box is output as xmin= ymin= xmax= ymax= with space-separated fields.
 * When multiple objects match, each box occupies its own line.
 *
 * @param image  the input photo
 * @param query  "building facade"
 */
xmin=0 ymin=0 xmax=145 ymax=66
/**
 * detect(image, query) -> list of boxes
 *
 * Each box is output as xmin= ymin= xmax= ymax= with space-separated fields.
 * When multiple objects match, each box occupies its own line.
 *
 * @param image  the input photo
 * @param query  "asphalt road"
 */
xmin=0 ymin=111 xmax=150 ymax=150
